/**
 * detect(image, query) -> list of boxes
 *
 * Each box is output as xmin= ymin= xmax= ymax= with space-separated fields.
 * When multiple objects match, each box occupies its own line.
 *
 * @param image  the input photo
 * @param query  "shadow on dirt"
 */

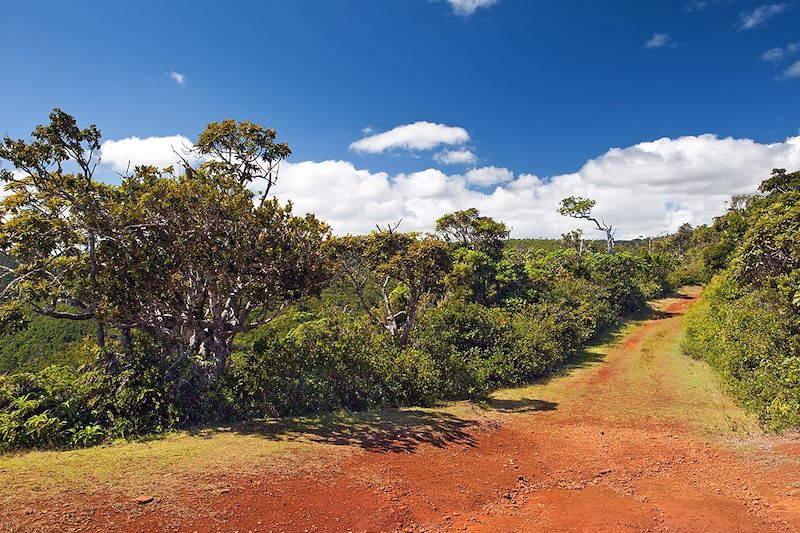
xmin=480 ymin=398 xmax=558 ymax=413
xmin=190 ymin=410 xmax=481 ymax=454
xmin=189 ymin=397 xmax=561 ymax=454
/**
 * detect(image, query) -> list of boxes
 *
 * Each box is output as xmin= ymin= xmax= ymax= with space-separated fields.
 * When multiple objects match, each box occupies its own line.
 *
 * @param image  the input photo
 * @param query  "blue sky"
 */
xmin=2 ymin=1 xmax=800 ymax=237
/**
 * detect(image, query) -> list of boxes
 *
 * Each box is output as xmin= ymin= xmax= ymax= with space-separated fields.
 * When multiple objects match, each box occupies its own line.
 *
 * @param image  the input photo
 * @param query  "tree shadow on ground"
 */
xmin=190 ymin=409 xmax=481 ymax=454
xmin=188 ymin=396 xmax=563 ymax=454
xmin=479 ymin=398 xmax=558 ymax=413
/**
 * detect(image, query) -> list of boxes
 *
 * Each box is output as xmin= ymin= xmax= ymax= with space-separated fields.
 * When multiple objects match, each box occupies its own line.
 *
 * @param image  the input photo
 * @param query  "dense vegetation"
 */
xmin=683 ymin=169 xmax=800 ymax=431
xmin=0 ymin=110 xmax=795 ymax=451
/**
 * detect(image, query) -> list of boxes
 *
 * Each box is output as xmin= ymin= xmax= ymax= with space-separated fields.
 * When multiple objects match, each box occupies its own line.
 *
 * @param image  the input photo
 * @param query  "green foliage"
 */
xmin=0 ymin=111 xmax=711 ymax=452
xmin=684 ymin=170 xmax=800 ymax=431
xmin=0 ymin=313 xmax=93 ymax=373
xmin=0 ymin=365 xmax=109 ymax=451
xmin=224 ymin=316 xmax=440 ymax=416
xmin=684 ymin=277 xmax=800 ymax=431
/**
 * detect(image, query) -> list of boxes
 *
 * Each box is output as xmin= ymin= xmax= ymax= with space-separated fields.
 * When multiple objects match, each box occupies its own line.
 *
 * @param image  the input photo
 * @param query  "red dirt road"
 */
xmin=5 ymin=291 xmax=800 ymax=532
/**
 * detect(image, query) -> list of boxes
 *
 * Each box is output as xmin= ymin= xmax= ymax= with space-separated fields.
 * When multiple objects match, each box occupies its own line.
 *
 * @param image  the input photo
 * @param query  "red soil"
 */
xmin=6 ymin=294 xmax=800 ymax=532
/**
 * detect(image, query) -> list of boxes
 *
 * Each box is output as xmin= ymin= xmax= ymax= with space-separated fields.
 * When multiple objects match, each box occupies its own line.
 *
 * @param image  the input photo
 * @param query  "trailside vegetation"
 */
xmin=1 ymin=110 xmax=796 ymax=450
xmin=683 ymin=169 xmax=800 ymax=431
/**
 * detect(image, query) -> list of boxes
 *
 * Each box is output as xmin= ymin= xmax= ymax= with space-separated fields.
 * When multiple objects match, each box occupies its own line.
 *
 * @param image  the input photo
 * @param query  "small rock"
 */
xmin=134 ymin=495 xmax=154 ymax=505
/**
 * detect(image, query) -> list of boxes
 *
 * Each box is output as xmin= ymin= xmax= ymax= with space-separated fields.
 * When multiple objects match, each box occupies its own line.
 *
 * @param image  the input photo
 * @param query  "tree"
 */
xmin=194 ymin=119 xmax=291 ymax=206
xmin=0 ymin=109 xmax=111 ymax=345
xmin=335 ymin=225 xmax=451 ymax=346
xmin=561 ymin=229 xmax=584 ymax=255
xmin=435 ymin=209 xmax=518 ymax=305
xmin=103 ymin=167 xmax=331 ymax=379
xmin=558 ymin=196 xmax=616 ymax=254
xmin=759 ymin=168 xmax=800 ymax=196
xmin=435 ymin=208 xmax=510 ymax=261
xmin=0 ymin=111 xmax=330 ymax=381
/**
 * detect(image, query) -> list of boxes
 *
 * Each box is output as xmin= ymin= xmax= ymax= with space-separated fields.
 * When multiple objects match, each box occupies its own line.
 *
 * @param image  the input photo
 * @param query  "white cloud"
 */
xmin=168 ymin=71 xmax=186 ymax=87
xmin=737 ymin=4 xmax=788 ymax=30
xmin=98 ymin=131 xmax=800 ymax=239
xmin=349 ymin=121 xmax=470 ymax=154
xmin=270 ymin=133 xmax=800 ymax=238
xmin=644 ymin=34 xmax=675 ymax=49
xmin=446 ymin=0 xmax=498 ymax=16
xmin=434 ymin=149 xmax=478 ymax=165
xmin=0 ymin=170 xmax=27 ymax=200
xmin=100 ymin=135 xmax=195 ymax=173
xmin=762 ymin=42 xmax=799 ymax=62
xmin=779 ymin=60 xmax=800 ymax=79
xmin=462 ymin=166 xmax=513 ymax=186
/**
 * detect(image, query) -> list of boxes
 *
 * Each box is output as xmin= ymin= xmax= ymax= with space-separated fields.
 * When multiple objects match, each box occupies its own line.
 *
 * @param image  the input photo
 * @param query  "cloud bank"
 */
xmin=97 ymin=131 xmax=800 ymax=239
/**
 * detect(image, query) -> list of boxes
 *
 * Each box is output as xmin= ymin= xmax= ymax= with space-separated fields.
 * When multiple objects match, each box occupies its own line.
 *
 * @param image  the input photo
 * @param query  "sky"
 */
xmin=1 ymin=0 xmax=799 ymax=238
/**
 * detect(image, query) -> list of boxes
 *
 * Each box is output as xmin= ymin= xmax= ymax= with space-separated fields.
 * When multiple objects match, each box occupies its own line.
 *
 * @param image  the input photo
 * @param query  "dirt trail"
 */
xmin=4 ymin=288 xmax=800 ymax=532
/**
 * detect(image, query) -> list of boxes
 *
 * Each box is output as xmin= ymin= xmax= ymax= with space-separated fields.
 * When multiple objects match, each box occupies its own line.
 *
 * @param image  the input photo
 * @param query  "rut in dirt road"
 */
xmin=5 ymin=288 xmax=800 ymax=532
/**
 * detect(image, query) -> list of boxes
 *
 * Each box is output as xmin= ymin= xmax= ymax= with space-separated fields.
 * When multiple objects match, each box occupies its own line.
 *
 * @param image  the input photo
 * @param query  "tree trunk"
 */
xmin=606 ymin=228 xmax=615 ymax=255
xmin=96 ymin=321 xmax=106 ymax=348
xmin=198 ymin=333 xmax=233 ymax=382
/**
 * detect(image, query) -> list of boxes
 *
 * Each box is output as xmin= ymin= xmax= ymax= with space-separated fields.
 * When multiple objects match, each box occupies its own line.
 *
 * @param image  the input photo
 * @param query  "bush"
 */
xmin=0 ymin=339 xmax=226 ymax=451
xmin=0 ymin=365 xmax=110 ymax=451
xmin=684 ymin=276 xmax=800 ymax=431
xmin=225 ymin=316 xmax=441 ymax=417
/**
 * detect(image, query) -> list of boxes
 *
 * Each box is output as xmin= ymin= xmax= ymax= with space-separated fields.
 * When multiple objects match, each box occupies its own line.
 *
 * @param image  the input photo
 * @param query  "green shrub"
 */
xmin=225 ymin=316 xmax=441 ymax=417
xmin=0 ymin=365 xmax=111 ymax=451
xmin=684 ymin=276 xmax=800 ymax=431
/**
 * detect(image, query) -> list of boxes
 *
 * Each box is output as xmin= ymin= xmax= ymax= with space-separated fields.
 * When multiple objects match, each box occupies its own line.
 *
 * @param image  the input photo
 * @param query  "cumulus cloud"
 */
xmin=433 ymin=149 xmax=478 ymax=165
xmin=462 ymin=166 xmax=513 ymax=186
xmin=270 ymin=133 xmax=800 ymax=238
xmin=98 ymin=131 xmax=800 ymax=239
xmin=737 ymin=4 xmax=788 ymax=30
xmin=168 ymin=71 xmax=186 ymax=87
xmin=349 ymin=121 xmax=470 ymax=154
xmin=779 ymin=60 xmax=800 ymax=79
xmin=445 ymin=0 xmax=498 ymax=16
xmin=100 ymin=135 xmax=195 ymax=173
xmin=644 ymin=34 xmax=675 ymax=49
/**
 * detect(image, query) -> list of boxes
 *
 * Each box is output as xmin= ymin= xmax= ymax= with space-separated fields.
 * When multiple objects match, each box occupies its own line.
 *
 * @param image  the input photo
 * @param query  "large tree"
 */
xmin=0 ymin=110 xmax=330 ymax=380
xmin=558 ymin=196 xmax=616 ymax=254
